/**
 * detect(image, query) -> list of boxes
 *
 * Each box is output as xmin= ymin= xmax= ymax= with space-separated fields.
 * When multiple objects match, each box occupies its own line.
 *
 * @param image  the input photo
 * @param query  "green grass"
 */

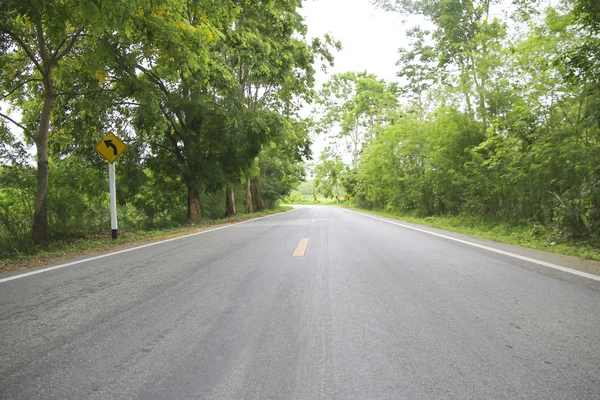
xmin=0 ymin=206 xmax=292 ymax=271
xmin=284 ymin=193 xmax=350 ymax=205
xmin=336 ymin=205 xmax=600 ymax=262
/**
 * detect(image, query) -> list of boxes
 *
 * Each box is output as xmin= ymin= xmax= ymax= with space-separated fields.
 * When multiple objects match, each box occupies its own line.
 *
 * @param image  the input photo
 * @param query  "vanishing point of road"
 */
xmin=1 ymin=206 xmax=599 ymax=399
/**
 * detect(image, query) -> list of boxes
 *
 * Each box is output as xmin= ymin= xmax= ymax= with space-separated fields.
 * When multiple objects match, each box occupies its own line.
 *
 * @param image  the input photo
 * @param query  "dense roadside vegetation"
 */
xmin=311 ymin=0 xmax=600 ymax=256
xmin=0 ymin=0 xmax=339 ymax=260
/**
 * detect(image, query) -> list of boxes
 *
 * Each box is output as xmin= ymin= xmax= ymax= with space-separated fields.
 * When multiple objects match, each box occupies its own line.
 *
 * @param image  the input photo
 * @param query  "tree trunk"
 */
xmin=32 ymin=74 xmax=54 ymax=247
xmin=32 ymin=157 xmax=49 ymax=246
xmin=252 ymin=179 xmax=265 ymax=211
xmin=187 ymin=183 xmax=201 ymax=221
xmin=352 ymin=136 xmax=359 ymax=166
xmin=246 ymin=177 xmax=253 ymax=213
xmin=226 ymin=185 xmax=236 ymax=217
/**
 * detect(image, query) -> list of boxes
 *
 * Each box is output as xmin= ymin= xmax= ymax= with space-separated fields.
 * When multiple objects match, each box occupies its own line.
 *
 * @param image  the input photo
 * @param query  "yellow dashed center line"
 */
xmin=292 ymin=238 xmax=310 ymax=257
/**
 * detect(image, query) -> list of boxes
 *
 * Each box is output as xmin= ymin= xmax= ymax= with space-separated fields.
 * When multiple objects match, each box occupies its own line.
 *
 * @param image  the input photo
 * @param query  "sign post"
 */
xmin=108 ymin=162 xmax=118 ymax=239
xmin=95 ymin=133 xmax=127 ymax=240
xmin=347 ymin=195 xmax=351 ymax=207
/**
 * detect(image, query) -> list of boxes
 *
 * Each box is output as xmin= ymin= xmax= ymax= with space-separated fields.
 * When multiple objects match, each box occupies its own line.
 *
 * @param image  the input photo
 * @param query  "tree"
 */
xmin=314 ymin=147 xmax=345 ymax=199
xmin=0 ymin=0 xmax=334 ymax=255
xmin=315 ymin=71 xmax=398 ymax=165
xmin=254 ymin=117 xmax=312 ymax=209
xmin=120 ymin=0 xmax=337 ymax=219
xmin=217 ymin=0 xmax=338 ymax=216
xmin=396 ymin=27 xmax=438 ymax=115
xmin=376 ymin=0 xmax=507 ymax=131
xmin=0 ymin=0 xmax=152 ymax=245
xmin=107 ymin=1 xmax=241 ymax=221
xmin=350 ymin=0 xmax=600 ymax=242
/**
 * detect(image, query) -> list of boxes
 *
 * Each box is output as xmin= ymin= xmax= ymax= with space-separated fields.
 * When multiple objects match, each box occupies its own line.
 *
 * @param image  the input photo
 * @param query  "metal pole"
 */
xmin=108 ymin=162 xmax=118 ymax=239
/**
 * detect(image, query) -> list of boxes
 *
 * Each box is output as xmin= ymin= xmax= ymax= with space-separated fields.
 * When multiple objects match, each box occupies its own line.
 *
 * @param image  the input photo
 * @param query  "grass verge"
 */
xmin=285 ymin=193 xmax=349 ymax=206
xmin=0 ymin=206 xmax=292 ymax=273
xmin=338 ymin=205 xmax=600 ymax=262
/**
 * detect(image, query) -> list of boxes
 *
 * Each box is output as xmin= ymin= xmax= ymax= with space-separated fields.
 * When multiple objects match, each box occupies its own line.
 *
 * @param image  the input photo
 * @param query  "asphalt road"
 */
xmin=1 ymin=206 xmax=599 ymax=399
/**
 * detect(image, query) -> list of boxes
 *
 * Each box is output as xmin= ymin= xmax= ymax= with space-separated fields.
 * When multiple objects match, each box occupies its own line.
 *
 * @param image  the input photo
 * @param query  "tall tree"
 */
xmin=219 ymin=0 xmax=338 ymax=215
xmin=112 ymin=1 xmax=239 ymax=221
xmin=314 ymin=147 xmax=345 ymax=199
xmin=0 ymin=0 xmax=151 ymax=245
xmin=348 ymin=0 xmax=600 ymax=241
xmin=396 ymin=27 xmax=438 ymax=115
xmin=254 ymin=117 xmax=312 ymax=209
xmin=315 ymin=71 xmax=398 ymax=165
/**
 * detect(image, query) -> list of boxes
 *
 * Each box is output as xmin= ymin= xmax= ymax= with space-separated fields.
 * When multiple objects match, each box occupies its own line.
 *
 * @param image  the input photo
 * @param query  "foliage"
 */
xmin=314 ymin=147 xmax=345 ymax=199
xmin=314 ymin=71 xmax=399 ymax=165
xmin=320 ymin=0 xmax=600 ymax=249
xmin=0 ymin=0 xmax=154 ymax=245
xmin=0 ymin=0 xmax=336 ymax=257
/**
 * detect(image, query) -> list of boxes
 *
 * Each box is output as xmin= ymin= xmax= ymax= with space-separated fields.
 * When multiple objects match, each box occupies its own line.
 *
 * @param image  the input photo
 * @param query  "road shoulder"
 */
xmin=0 ymin=208 xmax=293 ymax=280
xmin=342 ymin=207 xmax=600 ymax=280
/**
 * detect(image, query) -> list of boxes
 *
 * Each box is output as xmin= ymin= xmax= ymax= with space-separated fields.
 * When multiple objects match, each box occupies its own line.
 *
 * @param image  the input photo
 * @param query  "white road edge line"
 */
xmin=0 ymin=210 xmax=295 ymax=284
xmin=343 ymin=208 xmax=600 ymax=282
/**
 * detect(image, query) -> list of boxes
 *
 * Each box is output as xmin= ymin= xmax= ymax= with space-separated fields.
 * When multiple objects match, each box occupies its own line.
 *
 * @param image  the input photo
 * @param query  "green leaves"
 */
xmin=351 ymin=0 xmax=600 ymax=243
xmin=314 ymin=147 xmax=345 ymax=199
xmin=1 ymin=0 xmax=333 ymax=245
xmin=315 ymin=71 xmax=398 ymax=165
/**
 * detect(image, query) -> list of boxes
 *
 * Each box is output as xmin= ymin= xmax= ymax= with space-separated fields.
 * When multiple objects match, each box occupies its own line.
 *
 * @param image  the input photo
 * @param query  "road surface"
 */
xmin=1 ymin=206 xmax=599 ymax=399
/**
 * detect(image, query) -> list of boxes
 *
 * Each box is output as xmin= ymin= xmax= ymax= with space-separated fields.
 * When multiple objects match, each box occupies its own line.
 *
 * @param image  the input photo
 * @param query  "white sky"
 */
xmin=299 ymin=0 xmax=426 ymax=163
xmin=300 ymin=0 xmax=410 ymax=87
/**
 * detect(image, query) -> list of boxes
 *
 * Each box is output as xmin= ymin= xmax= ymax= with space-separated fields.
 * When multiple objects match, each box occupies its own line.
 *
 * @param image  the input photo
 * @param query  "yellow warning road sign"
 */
xmin=347 ymin=196 xmax=351 ymax=202
xmin=95 ymin=132 xmax=127 ymax=163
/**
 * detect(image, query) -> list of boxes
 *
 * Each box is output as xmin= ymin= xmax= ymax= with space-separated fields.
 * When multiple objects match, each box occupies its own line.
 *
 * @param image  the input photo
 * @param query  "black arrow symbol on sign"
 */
xmin=104 ymin=140 xmax=118 ymax=155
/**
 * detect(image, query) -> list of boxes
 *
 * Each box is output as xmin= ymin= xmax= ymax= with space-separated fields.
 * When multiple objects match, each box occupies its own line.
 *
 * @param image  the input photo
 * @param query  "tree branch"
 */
xmin=54 ymin=87 xmax=118 ymax=97
xmin=52 ymin=29 xmax=83 ymax=65
xmin=114 ymin=101 xmax=144 ymax=107
xmin=136 ymin=64 xmax=188 ymax=129
xmin=136 ymin=64 xmax=170 ymax=95
xmin=1 ymin=79 xmax=43 ymax=101
xmin=0 ymin=112 xmax=36 ymax=142
xmin=0 ymin=27 xmax=43 ymax=74
xmin=49 ymin=36 xmax=68 ymax=64
xmin=163 ymin=128 xmax=186 ymax=163
xmin=160 ymin=107 xmax=186 ymax=143
xmin=34 ymin=18 xmax=50 ymax=66
xmin=152 ymin=140 xmax=185 ymax=163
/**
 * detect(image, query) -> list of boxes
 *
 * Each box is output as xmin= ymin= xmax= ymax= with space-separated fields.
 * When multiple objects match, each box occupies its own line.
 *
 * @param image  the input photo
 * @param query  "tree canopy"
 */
xmin=311 ymin=0 xmax=600 ymax=245
xmin=0 ymin=0 xmax=339 ymax=253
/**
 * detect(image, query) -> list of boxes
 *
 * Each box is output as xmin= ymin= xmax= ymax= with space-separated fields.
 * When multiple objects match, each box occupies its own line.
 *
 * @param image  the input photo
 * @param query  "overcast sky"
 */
xmin=298 ymin=0 xmax=425 ymax=163
xmin=300 ymin=0 xmax=409 ymax=86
